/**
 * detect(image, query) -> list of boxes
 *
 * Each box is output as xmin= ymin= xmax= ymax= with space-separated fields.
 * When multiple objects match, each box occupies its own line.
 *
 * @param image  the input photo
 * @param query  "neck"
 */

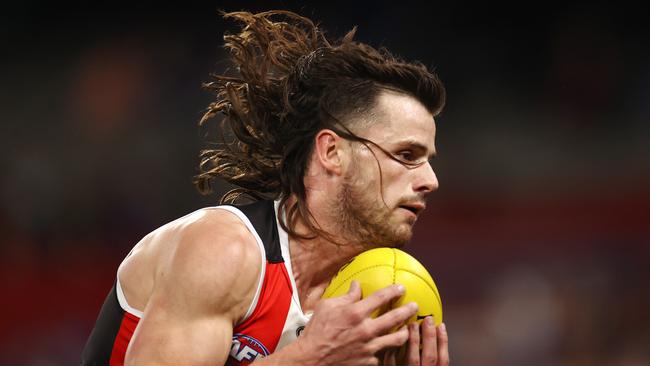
xmin=281 ymin=196 xmax=366 ymax=311
xmin=289 ymin=236 xmax=365 ymax=311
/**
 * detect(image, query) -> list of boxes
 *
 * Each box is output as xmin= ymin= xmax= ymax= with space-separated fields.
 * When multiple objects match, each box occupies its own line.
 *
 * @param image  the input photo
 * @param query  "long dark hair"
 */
xmin=195 ymin=10 xmax=445 ymax=240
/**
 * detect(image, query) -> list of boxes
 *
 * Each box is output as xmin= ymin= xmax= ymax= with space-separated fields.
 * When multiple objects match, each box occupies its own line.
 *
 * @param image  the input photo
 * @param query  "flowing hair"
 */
xmin=195 ymin=10 xmax=445 ymax=240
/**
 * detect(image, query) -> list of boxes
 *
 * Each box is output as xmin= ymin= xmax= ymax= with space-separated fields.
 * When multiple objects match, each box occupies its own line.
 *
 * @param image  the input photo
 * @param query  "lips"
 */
xmin=398 ymin=202 xmax=425 ymax=216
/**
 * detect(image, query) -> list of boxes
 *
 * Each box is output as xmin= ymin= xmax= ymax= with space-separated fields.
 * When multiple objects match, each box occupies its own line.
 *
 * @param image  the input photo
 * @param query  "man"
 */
xmin=82 ymin=10 xmax=449 ymax=366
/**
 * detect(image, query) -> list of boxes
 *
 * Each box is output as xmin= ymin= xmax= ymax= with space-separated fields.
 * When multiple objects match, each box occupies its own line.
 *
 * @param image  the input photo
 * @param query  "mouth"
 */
xmin=398 ymin=202 xmax=425 ymax=216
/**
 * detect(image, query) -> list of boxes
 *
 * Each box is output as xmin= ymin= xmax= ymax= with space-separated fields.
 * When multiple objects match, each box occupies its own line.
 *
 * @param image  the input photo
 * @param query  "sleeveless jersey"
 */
xmin=81 ymin=200 xmax=311 ymax=365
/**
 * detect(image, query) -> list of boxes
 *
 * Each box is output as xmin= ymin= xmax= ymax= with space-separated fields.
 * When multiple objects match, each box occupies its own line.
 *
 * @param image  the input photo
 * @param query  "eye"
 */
xmin=395 ymin=150 xmax=415 ymax=161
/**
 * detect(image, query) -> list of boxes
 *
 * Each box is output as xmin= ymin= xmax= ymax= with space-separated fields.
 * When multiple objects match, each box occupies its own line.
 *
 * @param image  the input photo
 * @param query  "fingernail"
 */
xmin=440 ymin=322 xmax=446 ymax=332
xmin=426 ymin=316 xmax=434 ymax=325
xmin=410 ymin=302 xmax=419 ymax=311
xmin=397 ymin=284 xmax=405 ymax=293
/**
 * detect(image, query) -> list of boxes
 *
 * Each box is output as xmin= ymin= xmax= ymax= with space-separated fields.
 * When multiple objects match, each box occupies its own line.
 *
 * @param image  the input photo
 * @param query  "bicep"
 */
xmin=123 ymin=209 xmax=261 ymax=365
xmin=125 ymin=303 xmax=233 ymax=366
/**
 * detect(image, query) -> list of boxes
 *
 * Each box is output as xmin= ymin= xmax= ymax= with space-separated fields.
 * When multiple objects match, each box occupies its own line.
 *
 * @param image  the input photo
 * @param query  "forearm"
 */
xmin=251 ymin=340 xmax=314 ymax=366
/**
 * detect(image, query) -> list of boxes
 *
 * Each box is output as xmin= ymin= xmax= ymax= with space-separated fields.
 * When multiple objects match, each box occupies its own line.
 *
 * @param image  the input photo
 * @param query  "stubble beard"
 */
xmin=335 ymin=177 xmax=413 ymax=249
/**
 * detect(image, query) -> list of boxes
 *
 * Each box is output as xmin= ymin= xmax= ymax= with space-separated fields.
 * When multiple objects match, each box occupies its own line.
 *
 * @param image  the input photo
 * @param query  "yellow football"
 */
xmin=322 ymin=247 xmax=443 ymax=326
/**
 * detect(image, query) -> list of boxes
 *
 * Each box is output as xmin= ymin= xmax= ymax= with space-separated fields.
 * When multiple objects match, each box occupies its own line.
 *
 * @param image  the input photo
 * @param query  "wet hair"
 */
xmin=195 ymin=10 xmax=445 ymax=240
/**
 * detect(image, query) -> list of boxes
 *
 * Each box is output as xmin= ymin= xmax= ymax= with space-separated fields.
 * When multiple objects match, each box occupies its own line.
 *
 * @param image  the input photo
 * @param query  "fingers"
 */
xmin=367 ymin=325 xmax=409 ymax=353
xmin=328 ymin=280 xmax=362 ymax=305
xmin=437 ymin=323 xmax=449 ymax=366
xmin=346 ymin=280 xmax=362 ymax=301
xmin=399 ymin=319 xmax=450 ymax=366
xmin=405 ymin=322 xmax=421 ymax=365
xmin=371 ymin=301 xmax=418 ymax=335
xmin=381 ymin=348 xmax=398 ymax=366
xmin=357 ymin=284 xmax=406 ymax=316
xmin=420 ymin=317 xmax=439 ymax=366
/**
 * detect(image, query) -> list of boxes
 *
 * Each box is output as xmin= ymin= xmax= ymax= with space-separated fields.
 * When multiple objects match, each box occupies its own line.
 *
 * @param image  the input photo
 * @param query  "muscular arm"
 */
xmin=124 ymin=210 xmax=262 ymax=366
xmin=121 ymin=208 xmax=432 ymax=366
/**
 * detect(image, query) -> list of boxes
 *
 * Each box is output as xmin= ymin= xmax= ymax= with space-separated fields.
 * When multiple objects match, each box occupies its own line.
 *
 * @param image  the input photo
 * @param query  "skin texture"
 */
xmin=120 ymin=90 xmax=449 ymax=366
xmin=333 ymin=89 xmax=439 ymax=248
xmin=122 ymin=209 xmax=262 ymax=365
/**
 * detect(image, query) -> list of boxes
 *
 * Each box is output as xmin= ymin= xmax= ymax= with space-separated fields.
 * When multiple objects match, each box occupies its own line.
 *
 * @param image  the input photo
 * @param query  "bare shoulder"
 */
xmin=160 ymin=206 xmax=260 ymax=266
xmin=147 ymin=206 xmax=263 ymax=322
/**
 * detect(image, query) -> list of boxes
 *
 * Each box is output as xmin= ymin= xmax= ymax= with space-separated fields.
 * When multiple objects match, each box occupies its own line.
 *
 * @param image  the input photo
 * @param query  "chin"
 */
xmin=364 ymin=223 xmax=411 ymax=249
xmin=388 ymin=224 xmax=413 ymax=248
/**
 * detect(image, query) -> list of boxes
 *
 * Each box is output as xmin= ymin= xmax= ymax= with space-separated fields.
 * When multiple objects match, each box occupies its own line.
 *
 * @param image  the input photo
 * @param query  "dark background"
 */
xmin=2 ymin=1 xmax=649 ymax=365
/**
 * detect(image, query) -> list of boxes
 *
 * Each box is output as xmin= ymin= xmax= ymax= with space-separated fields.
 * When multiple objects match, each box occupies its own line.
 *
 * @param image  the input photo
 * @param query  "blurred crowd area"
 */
xmin=1 ymin=2 xmax=649 ymax=365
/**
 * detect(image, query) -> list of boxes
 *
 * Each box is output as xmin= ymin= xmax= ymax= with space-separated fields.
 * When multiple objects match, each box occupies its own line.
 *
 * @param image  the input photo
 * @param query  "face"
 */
xmin=335 ymin=90 xmax=439 ymax=248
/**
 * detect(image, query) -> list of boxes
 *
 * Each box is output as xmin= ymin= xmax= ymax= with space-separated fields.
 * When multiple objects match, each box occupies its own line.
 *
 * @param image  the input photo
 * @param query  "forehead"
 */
xmin=361 ymin=90 xmax=437 ymax=152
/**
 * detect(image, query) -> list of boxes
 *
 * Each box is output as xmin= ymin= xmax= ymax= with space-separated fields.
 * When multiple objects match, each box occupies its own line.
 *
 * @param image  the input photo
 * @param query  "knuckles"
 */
xmin=356 ymin=320 xmax=375 ymax=339
xmin=345 ymin=307 xmax=365 ymax=324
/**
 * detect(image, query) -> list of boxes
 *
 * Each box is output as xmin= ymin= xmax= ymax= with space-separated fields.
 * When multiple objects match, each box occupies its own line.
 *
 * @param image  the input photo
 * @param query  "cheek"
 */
xmin=348 ymin=154 xmax=380 ymax=187
xmin=349 ymin=152 xmax=406 ymax=202
xmin=347 ymin=166 xmax=372 ymax=188
xmin=381 ymin=185 xmax=401 ymax=208
xmin=381 ymin=167 xmax=410 ymax=203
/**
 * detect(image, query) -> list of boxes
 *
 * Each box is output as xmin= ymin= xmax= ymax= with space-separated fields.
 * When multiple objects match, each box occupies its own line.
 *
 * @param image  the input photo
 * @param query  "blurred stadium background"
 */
xmin=1 ymin=1 xmax=649 ymax=365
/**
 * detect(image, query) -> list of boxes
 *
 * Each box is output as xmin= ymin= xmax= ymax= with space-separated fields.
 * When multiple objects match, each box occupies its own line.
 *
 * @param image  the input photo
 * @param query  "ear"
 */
xmin=313 ymin=129 xmax=347 ymax=175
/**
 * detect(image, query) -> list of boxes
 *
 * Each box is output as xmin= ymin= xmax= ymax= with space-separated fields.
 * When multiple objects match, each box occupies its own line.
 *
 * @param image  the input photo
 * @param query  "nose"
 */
xmin=414 ymin=161 xmax=439 ymax=193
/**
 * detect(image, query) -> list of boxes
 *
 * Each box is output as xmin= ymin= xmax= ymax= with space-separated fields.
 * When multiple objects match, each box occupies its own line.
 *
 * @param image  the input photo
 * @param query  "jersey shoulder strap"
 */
xmin=233 ymin=200 xmax=283 ymax=263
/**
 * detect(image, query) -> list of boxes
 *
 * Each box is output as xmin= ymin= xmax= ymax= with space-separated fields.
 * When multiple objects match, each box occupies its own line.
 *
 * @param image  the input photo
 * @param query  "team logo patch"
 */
xmin=229 ymin=334 xmax=270 ymax=363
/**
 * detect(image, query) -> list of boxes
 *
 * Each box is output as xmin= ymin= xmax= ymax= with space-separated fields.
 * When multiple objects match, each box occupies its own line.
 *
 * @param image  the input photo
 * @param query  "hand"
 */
xmin=380 ymin=317 xmax=449 ymax=366
xmin=293 ymin=281 xmax=418 ymax=366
